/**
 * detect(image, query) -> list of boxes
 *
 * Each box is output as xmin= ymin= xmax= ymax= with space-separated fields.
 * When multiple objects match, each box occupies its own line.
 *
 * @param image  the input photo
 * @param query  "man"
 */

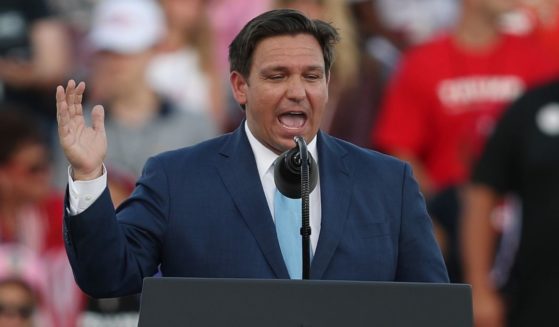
xmin=0 ymin=0 xmax=71 ymax=125
xmin=372 ymin=0 xmax=558 ymax=282
xmin=348 ymin=0 xmax=458 ymax=76
xmin=461 ymin=79 xmax=559 ymax=327
xmin=0 ymin=109 xmax=83 ymax=326
xmin=57 ymin=9 xmax=448 ymax=298
xmin=349 ymin=0 xmax=459 ymax=46
xmin=55 ymin=1 xmax=218 ymax=325
xmin=0 ymin=245 xmax=44 ymax=327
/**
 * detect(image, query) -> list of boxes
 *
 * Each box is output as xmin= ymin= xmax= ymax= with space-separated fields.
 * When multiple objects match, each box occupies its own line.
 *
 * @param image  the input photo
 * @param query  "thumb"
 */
xmin=91 ymin=105 xmax=105 ymax=133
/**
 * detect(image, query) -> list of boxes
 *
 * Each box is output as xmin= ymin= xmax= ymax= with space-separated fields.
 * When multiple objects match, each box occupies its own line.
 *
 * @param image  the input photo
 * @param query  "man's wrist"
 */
xmin=71 ymin=165 xmax=104 ymax=181
xmin=68 ymin=164 xmax=107 ymax=215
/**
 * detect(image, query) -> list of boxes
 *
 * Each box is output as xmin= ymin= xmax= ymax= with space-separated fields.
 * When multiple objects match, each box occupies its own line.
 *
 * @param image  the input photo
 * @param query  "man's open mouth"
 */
xmin=278 ymin=112 xmax=307 ymax=129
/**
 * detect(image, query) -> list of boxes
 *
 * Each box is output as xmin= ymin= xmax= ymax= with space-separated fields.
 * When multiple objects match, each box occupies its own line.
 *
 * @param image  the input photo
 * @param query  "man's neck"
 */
xmin=244 ymin=121 xmax=319 ymax=180
xmin=159 ymin=27 xmax=191 ymax=52
xmin=453 ymin=7 xmax=502 ymax=53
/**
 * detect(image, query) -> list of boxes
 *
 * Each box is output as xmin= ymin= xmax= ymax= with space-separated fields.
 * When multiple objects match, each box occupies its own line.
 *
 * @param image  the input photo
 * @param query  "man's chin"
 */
xmin=265 ymin=140 xmax=294 ymax=155
xmin=271 ymin=130 xmax=316 ymax=153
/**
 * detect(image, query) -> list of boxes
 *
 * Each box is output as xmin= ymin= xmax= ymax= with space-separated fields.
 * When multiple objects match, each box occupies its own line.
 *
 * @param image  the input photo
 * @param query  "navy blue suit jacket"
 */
xmin=64 ymin=125 xmax=448 ymax=297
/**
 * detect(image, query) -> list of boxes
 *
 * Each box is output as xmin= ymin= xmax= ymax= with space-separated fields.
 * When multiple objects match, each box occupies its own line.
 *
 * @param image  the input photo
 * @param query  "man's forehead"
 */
xmin=254 ymin=33 xmax=322 ymax=52
xmin=251 ymin=34 xmax=324 ymax=66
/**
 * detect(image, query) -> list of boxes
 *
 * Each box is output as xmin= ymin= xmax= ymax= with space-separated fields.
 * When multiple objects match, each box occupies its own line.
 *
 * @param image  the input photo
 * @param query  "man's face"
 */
xmin=161 ymin=0 xmax=203 ymax=31
xmin=0 ymin=282 xmax=35 ymax=327
xmin=231 ymin=34 xmax=329 ymax=154
xmin=468 ymin=0 xmax=519 ymax=16
xmin=0 ymin=144 xmax=51 ymax=203
xmin=91 ymin=51 xmax=152 ymax=101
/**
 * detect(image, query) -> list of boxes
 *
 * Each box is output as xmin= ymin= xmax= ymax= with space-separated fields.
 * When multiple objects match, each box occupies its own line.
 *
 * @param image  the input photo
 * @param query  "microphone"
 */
xmin=273 ymin=136 xmax=318 ymax=199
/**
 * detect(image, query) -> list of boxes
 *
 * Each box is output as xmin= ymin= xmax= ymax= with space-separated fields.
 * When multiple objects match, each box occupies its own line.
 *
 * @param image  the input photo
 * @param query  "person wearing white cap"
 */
xmin=51 ymin=1 xmax=218 ymax=325
xmin=89 ymin=0 xmax=166 ymax=55
xmin=53 ymin=0 xmax=218 ymax=196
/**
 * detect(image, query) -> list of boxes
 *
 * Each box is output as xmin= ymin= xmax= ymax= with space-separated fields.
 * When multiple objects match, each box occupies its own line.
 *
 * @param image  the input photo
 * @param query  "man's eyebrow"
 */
xmin=260 ymin=66 xmax=289 ymax=74
xmin=305 ymin=65 xmax=325 ymax=72
xmin=260 ymin=65 xmax=325 ymax=74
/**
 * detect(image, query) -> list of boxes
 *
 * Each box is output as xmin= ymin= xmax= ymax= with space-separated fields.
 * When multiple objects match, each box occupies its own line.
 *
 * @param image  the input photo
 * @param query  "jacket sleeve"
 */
xmin=64 ymin=156 xmax=169 ymax=298
xmin=395 ymin=163 xmax=449 ymax=282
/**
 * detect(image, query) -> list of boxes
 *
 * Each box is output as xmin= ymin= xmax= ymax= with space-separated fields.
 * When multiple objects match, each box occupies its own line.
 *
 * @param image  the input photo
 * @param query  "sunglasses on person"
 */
xmin=0 ymin=302 xmax=34 ymax=319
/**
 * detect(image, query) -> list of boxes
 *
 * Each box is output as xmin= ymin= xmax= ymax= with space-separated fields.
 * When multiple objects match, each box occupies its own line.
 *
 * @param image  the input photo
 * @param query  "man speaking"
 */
xmin=56 ymin=9 xmax=448 ymax=298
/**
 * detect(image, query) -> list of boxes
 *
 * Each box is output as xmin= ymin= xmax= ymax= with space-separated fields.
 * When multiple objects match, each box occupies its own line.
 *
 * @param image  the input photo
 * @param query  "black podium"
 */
xmin=138 ymin=277 xmax=472 ymax=327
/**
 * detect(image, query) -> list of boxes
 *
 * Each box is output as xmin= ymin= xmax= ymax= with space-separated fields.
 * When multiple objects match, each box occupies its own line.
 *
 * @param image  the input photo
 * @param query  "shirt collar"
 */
xmin=244 ymin=121 xmax=318 ymax=179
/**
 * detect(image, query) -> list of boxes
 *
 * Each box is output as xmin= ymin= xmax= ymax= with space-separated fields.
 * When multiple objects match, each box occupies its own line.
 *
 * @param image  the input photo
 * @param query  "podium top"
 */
xmin=139 ymin=277 xmax=472 ymax=327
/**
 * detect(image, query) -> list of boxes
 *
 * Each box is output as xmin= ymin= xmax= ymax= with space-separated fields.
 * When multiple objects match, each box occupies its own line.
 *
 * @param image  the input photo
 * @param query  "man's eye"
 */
xmin=268 ymin=75 xmax=284 ymax=80
xmin=305 ymin=74 xmax=321 ymax=81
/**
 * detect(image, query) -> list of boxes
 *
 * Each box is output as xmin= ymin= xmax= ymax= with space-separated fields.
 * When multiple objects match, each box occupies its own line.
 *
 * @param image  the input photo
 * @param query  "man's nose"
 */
xmin=286 ymin=77 xmax=306 ymax=101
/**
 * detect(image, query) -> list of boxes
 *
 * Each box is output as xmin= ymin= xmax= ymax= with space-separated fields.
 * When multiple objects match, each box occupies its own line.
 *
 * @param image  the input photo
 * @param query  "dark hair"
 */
xmin=229 ymin=9 xmax=340 ymax=78
xmin=0 ymin=107 xmax=45 ymax=165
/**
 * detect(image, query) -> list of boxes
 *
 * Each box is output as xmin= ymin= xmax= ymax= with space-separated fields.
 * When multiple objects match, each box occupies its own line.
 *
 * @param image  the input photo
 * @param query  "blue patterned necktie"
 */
xmin=274 ymin=189 xmax=302 ymax=279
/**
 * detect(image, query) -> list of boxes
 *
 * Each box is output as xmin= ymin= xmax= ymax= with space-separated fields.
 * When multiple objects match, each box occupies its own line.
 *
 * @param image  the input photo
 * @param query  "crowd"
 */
xmin=1 ymin=0 xmax=558 ymax=326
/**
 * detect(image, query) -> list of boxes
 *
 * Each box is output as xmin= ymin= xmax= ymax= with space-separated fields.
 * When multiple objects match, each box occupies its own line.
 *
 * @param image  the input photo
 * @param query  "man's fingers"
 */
xmin=56 ymin=84 xmax=66 ymax=106
xmin=75 ymin=81 xmax=86 ymax=116
xmin=66 ymin=79 xmax=77 ymax=116
xmin=91 ymin=105 xmax=105 ymax=133
xmin=56 ymin=85 xmax=70 ymax=126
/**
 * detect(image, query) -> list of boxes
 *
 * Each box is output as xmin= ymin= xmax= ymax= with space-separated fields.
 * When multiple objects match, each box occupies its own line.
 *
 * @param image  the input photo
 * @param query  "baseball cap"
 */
xmin=89 ymin=0 xmax=166 ymax=54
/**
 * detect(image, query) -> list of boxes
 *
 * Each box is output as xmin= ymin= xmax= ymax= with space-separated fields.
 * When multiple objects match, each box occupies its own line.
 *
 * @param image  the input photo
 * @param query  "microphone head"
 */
xmin=273 ymin=146 xmax=318 ymax=199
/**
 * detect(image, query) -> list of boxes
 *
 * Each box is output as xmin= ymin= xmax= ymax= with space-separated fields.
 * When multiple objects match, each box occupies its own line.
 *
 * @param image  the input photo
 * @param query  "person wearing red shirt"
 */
xmin=0 ymin=108 xmax=83 ymax=326
xmin=372 ymin=0 xmax=559 ymax=286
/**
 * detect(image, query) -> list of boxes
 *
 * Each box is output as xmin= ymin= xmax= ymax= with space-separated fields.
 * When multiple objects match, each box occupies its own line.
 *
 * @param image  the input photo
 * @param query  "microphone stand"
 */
xmin=274 ymin=136 xmax=317 ymax=280
xmin=294 ymin=136 xmax=312 ymax=280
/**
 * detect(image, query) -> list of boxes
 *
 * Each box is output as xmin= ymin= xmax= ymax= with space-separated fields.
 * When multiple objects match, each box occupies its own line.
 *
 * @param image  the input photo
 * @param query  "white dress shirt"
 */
xmin=68 ymin=122 xmax=322 ymax=254
xmin=243 ymin=123 xmax=322 ymax=255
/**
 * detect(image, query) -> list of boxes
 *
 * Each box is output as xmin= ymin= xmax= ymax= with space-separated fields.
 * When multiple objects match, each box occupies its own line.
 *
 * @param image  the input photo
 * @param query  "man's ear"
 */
xmin=230 ymin=71 xmax=248 ymax=107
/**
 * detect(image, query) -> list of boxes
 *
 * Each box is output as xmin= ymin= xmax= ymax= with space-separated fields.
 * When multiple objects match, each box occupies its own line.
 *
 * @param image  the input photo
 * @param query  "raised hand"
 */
xmin=56 ymin=80 xmax=107 ymax=180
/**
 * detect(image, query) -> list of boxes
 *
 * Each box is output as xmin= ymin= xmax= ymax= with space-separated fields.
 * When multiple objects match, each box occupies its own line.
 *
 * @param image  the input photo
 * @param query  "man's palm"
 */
xmin=56 ymin=80 xmax=107 ymax=180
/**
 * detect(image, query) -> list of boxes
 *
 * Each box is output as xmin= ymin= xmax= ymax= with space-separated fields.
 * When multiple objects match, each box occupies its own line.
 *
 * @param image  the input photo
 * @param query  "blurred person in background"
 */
xmin=519 ymin=0 xmax=559 ymax=60
xmin=53 ymin=0 xmax=218 ymax=195
xmin=372 ymin=0 xmax=559 ymax=283
xmin=206 ymin=0 xmax=272 ymax=132
xmin=348 ymin=0 xmax=459 ymax=77
xmin=0 ymin=278 xmax=36 ymax=327
xmin=146 ymin=0 xmax=226 ymax=130
xmin=52 ymin=0 xmax=217 ymax=324
xmin=462 ymin=79 xmax=559 ymax=327
xmin=206 ymin=0 xmax=271 ymax=77
xmin=46 ymin=0 xmax=100 ymax=33
xmin=274 ymin=0 xmax=383 ymax=148
xmin=0 ymin=108 xmax=82 ymax=326
xmin=45 ymin=0 xmax=104 ymax=89
xmin=0 ymin=0 xmax=72 ymax=130
xmin=0 ymin=246 xmax=44 ymax=327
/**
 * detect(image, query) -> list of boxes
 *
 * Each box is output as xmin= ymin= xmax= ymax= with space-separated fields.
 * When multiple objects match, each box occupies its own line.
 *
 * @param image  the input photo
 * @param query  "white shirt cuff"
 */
xmin=67 ymin=165 xmax=107 ymax=215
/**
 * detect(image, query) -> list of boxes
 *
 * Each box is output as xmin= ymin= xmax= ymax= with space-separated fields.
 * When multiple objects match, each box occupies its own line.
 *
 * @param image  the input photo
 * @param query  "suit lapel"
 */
xmin=311 ymin=132 xmax=352 ymax=279
xmin=216 ymin=125 xmax=289 ymax=278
